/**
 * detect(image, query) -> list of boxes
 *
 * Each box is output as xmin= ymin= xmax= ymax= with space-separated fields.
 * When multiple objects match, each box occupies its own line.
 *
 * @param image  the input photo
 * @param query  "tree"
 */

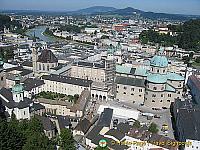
xmin=58 ymin=129 xmax=76 ymax=150
xmin=22 ymin=132 xmax=54 ymax=150
xmin=148 ymin=122 xmax=159 ymax=134
xmin=133 ymin=120 xmax=141 ymax=128
xmin=0 ymin=120 xmax=25 ymax=150
xmin=195 ymin=57 xmax=200 ymax=63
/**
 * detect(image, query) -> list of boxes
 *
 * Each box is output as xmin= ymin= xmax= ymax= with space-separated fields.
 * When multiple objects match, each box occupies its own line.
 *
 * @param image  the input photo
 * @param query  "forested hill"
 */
xmin=0 ymin=14 xmax=21 ymax=31
xmin=139 ymin=19 xmax=200 ymax=52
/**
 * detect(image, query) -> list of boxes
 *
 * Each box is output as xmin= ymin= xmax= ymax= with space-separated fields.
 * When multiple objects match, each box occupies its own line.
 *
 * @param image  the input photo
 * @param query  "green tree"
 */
xmin=58 ymin=129 xmax=76 ymax=150
xmin=195 ymin=57 xmax=200 ymax=63
xmin=0 ymin=120 xmax=25 ymax=150
xmin=133 ymin=120 xmax=141 ymax=128
xmin=148 ymin=122 xmax=159 ymax=134
xmin=22 ymin=132 xmax=54 ymax=150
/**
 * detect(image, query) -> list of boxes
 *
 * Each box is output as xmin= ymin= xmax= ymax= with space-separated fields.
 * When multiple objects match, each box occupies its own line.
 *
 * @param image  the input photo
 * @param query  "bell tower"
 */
xmin=32 ymin=44 xmax=37 ymax=76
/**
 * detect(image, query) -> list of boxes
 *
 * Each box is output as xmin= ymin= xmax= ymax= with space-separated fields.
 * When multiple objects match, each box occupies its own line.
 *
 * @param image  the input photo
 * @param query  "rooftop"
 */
xmin=116 ymin=76 xmax=145 ymax=87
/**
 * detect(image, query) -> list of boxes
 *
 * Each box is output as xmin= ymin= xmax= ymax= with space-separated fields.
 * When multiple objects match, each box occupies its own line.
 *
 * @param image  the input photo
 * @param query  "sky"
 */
xmin=0 ymin=0 xmax=200 ymax=15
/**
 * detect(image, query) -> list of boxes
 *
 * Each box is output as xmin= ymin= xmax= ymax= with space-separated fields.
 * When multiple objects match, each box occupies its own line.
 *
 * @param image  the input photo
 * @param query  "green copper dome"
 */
xmin=150 ymin=55 xmax=168 ymax=68
xmin=147 ymin=74 xmax=167 ymax=84
xmin=12 ymin=84 xmax=24 ymax=94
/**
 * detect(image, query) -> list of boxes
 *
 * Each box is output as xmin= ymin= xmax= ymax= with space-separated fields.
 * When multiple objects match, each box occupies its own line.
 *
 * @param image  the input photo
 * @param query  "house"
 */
xmin=73 ymin=118 xmax=91 ymax=136
xmin=0 ymin=77 xmax=32 ymax=120
xmin=23 ymin=78 xmax=45 ymax=99
xmin=37 ymin=115 xmax=56 ymax=139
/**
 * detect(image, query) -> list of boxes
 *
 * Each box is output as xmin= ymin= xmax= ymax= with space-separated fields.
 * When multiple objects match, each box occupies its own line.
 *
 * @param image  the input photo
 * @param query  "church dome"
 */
xmin=150 ymin=55 xmax=168 ymax=68
xmin=12 ymin=84 xmax=24 ymax=94
xmin=37 ymin=49 xmax=58 ymax=63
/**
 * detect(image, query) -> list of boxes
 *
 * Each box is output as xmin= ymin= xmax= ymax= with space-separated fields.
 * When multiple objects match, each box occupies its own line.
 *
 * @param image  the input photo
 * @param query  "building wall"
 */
xmin=40 ymin=102 xmax=76 ymax=117
xmin=43 ymin=79 xmax=88 ymax=96
xmin=144 ymin=90 xmax=176 ymax=109
xmin=14 ymin=107 xmax=30 ymax=120
xmin=187 ymin=75 xmax=200 ymax=105
xmin=70 ymin=65 xmax=106 ymax=82
xmin=37 ymin=62 xmax=58 ymax=73
xmin=24 ymin=86 xmax=43 ymax=99
xmin=116 ymin=84 xmax=145 ymax=105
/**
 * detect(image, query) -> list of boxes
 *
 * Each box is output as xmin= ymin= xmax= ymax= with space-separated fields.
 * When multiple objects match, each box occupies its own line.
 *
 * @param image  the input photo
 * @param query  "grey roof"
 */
xmin=37 ymin=49 xmax=58 ymax=63
xmin=74 ymin=118 xmax=91 ymax=134
xmin=115 ymin=76 xmax=145 ymax=87
xmin=23 ymin=78 xmax=44 ymax=91
xmin=0 ymin=88 xmax=32 ymax=109
xmin=105 ymin=128 xmax=125 ymax=140
xmin=22 ymin=61 xmax=33 ymax=67
xmin=57 ymin=115 xmax=71 ymax=130
xmin=148 ymin=134 xmax=177 ymax=149
xmin=173 ymin=100 xmax=200 ymax=141
xmin=86 ymin=126 xmax=103 ymax=140
xmin=117 ymin=122 xmax=131 ymax=134
xmin=37 ymin=116 xmax=56 ymax=131
xmin=97 ymin=108 xmax=113 ymax=127
xmin=31 ymin=103 xmax=45 ymax=112
xmin=74 ymin=61 xmax=105 ymax=69
xmin=42 ymin=74 xmax=92 ymax=87
xmin=5 ymin=66 xmax=33 ymax=76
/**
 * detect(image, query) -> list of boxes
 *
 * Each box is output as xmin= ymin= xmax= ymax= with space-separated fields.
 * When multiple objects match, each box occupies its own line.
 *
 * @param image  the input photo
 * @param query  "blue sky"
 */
xmin=0 ymin=0 xmax=200 ymax=15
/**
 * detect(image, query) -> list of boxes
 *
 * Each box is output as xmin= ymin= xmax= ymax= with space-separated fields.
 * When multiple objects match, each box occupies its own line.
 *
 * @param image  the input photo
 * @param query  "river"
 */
xmin=26 ymin=26 xmax=60 ymax=42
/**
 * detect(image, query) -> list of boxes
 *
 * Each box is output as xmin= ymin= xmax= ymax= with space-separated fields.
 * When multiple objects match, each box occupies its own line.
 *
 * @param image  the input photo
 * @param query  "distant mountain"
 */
xmin=105 ymin=7 xmax=144 ymax=15
xmin=73 ymin=6 xmax=117 ymax=14
xmin=1 ymin=6 xmax=200 ymax=20
xmin=72 ymin=6 xmax=200 ymax=20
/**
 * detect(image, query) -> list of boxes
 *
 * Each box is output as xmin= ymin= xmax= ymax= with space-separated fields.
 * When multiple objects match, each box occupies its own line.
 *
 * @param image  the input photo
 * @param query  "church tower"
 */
xmin=12 ymin=76 xmax=24 ymax=103
xmin=32 ymin=44 xmax=37 ymax=76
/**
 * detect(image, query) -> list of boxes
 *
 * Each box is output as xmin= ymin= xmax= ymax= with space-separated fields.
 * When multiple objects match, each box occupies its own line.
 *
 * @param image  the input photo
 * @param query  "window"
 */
xmin=131 ymin=88 xmax=134 ymax=91
xmin=139 ymin=95 xmax=141 ymax=97
xmin=168 ymin=94 xmax=171 ymax=97
xmin=160 ymin=100 xmax=163 ymax=102
xmin=124 ymin=86 xmax=127 ymax=90
xmin=131 ymin=93 xmax=134 ymax=96
xmin=161 ymin=94 xmax=164 ymax=97
xmin=177 ymin=91 xmax=180 ymax=94
xmin=24 ymin=111 xmax=25 ymax=115
xmin=152 ymin=94 xmax=156 ymax=97
xmin=39 ymin=64 xmax=41 ymax=70
xmin=152 ymin=100 xmax=155 ymax=102
xmin=139 ymin=89 xmax=143 ymax=92
xmin=178 ymin=84 xmax=182 ymax=87
xmin=167 ymin=100 xmax=170 ymax=102
xmin=123 ymin=92 xmax=126 ymax=94
xmin=157 ymin=69 xmax=159 ymax=73
xmin=47 ymin=64 xmax=50 ymax=71
xmin=1 ymin=77 xmax=3 ymax=81
xmin=117 ymin=86 xmax=119 ymax=88
xmin=43 ymin=64 xmax=45 ymax=70
xmin=153 ymin=87 xmax=157 ymax=90
xmin=163 ymin=70 xmax=165 ymax=73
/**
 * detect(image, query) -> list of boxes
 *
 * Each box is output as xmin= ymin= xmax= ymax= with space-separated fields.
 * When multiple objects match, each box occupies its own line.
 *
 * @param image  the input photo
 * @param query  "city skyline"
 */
xmin=1 ymin=0 xmax=200 ymax=15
